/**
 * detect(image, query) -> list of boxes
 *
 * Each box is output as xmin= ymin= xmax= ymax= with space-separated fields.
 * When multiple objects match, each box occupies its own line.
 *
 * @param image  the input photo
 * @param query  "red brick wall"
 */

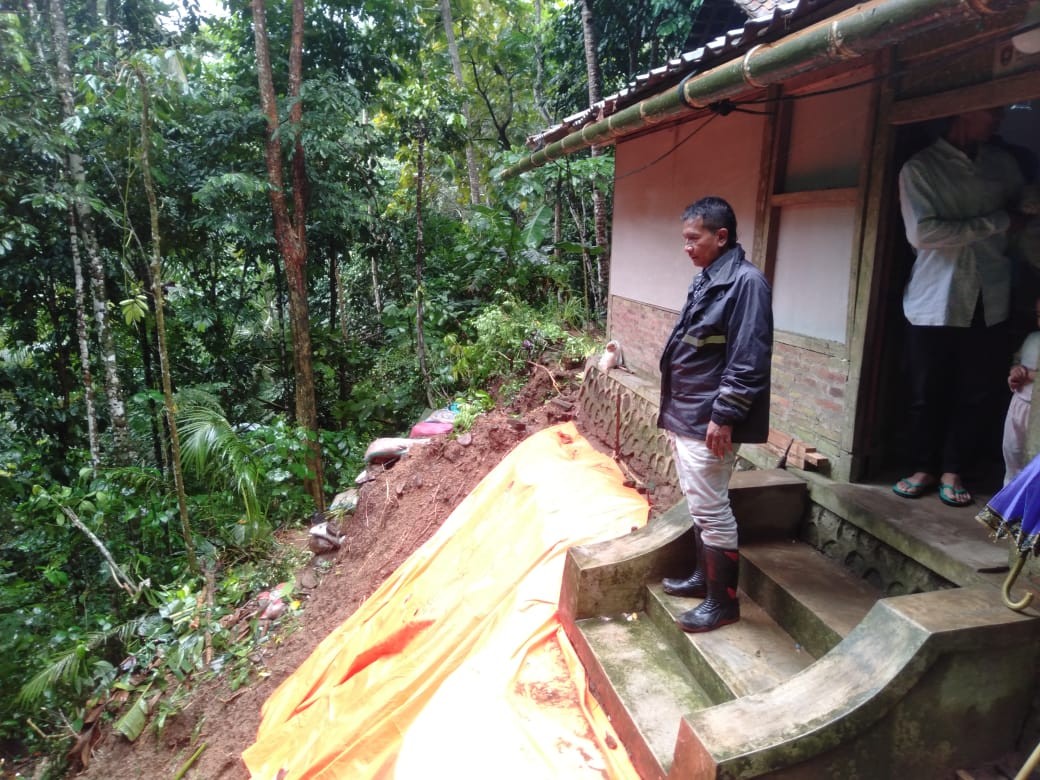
xmin=608 ymin=295 xmax=672 ymax=378
xmin=608 ymin=294 xmax=848 ymax=455
xmin=770 ymin=340 xmax=847 ymax=452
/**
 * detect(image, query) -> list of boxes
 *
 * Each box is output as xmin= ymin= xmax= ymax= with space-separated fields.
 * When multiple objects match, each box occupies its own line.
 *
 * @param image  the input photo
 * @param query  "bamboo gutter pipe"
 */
xmin=502 ymin=0 xmax=1025 ymax=179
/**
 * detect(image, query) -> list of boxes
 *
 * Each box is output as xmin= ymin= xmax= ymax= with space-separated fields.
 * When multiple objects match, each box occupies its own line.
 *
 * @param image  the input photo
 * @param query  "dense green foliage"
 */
xmin=0 ymin=0 xmax=724 ymax=770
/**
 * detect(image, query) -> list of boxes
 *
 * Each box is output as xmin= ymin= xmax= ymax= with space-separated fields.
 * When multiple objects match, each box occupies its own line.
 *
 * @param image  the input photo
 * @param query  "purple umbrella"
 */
xmin=977 ymin=453 xmax=1040 ymax=611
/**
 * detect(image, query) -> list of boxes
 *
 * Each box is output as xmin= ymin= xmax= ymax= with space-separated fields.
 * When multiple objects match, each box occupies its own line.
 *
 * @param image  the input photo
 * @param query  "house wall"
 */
xmin=608 ymin=77 xmax=874 ymax=474
xmin=609 ymin=111 xmax=765 ymax=314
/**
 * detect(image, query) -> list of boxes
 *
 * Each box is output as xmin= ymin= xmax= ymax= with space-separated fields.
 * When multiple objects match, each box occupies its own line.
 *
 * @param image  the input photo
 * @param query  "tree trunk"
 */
xmin=439 ymin=0 xmax=481 ymax=206
xmin=579 ymin=0 xmax=610 ymax=315
xmin=137 ymin=68 xmax=199 ymax=575
xmin=370 ymin=253 xmax=383 ymax=318
xmin=567 ymin=195 xmax=597 ymax=314
xmin=414 ymin=127 xmax=433 ymax=407
xmin=252 ymin=0 xmax=324 ymax=511
xmin=367 ymin=204 xmax=384 ymax=320
xmin=49 ymin=0 xmax=131 ymax=462
xmin=334 ymin=254 xmax=350 ymax=402
xmin=533 ymin=0 xmax=551 ymax=124
xmin=66 ymin=203 xmax=102 ymax=473
xmin=553 ymin=178 xmax=563 ymax=303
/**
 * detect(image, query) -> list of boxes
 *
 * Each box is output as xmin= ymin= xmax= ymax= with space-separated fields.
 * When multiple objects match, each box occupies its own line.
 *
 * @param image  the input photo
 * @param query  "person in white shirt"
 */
xmin=1003 ymin=300 xmax=1040 ymax=485
xmin=893 ymin=107 xmax=1025 ymax=507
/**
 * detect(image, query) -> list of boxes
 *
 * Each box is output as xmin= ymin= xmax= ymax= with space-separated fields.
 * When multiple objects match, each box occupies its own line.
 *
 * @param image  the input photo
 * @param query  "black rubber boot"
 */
xmin=662 ymin=527 xmax=705 ymax=598
xmin=677 ymin=545 xmax=740 ymax=633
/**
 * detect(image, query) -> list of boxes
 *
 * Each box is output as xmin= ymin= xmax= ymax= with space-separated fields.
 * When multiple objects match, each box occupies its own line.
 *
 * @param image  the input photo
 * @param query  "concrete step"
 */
xmin=674 ymin=587 xmax=1040 ymax=778
xmin=646 ymin=583 xmax=812 ymax=704
xmin=569 ymin=538 xmax=886 ymax=778
xmin=740 ymin=539 xmax=881 ymax=657
xmin=574 ymin=613 xmax=715 ymax=777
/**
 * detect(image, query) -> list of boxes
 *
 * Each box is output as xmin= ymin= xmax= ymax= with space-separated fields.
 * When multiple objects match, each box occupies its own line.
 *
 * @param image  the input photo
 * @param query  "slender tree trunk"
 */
xmin=370 ymin=253 xmax=383 ymax=317
xmin=579 ymin=0 xmax=610 ymax=314
xmin=334 ymin=254 xmax=350 ymax=402
xmin=367 ymin=204 xmax=384 ymax=320
xmin=49 ymin=0 xmax=130 ymax=461
xmin=66 ymin=203 xmax=102 ymax=472
xmin=252 ymin=0 xmax=324 ymax=511
xmin=136 ymin=316 xmax=166 ymax=474
xmin=532 ymin=0 xmax=551 ymax=124
xmin=272 ymin=257 xmax=291 ymax=415
xmin=439 ymin=0 xmax=481 ymax=205
xmin=414 ymin=127 xmax=433 ymax=407
xmin=567 ymin=197 xmax=596 ymax=314
xmin=553 ymin=178 xmax=563 ymax=303
xmin=137 ymin=69 xmax=199 ymax=575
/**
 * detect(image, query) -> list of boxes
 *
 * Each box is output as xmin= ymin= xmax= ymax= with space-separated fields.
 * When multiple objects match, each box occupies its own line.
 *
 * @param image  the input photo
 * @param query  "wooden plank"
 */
xmin=770 ymin=187 xmax=859 ymax=208
xmin=805 ymin=452 xmax=829 ymax=469
xmin=845 ymin=48 xmax=896 ymax=482
xmin=786 ymin=452 xmax=806 ymax=469
xmin=891 ymin=70 xmax=1040 ymax=126
xmin=767 ymin=428 xmax=794 ymax=450
xmin=791 ymin=441 xmax=816 ymax=456
xmin=764 ymin=427 xmax=829 ymax=470
xmin=759 ymin=91 xmax=792 ymax=284
xmin=752 ymin=85 xmax=782 ymax=275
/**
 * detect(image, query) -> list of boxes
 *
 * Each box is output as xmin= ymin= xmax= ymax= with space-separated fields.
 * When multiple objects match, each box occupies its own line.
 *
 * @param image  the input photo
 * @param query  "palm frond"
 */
xmin=176 ymin=396 xmax=264 ymax=525
xmin=18 ymin=618 xmax=144 ymax=704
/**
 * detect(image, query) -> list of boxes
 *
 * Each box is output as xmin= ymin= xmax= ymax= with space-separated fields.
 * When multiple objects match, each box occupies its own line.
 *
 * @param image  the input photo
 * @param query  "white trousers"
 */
xmin=1003 ymin=393 xmax=1032 ymax=486
xmin=669 ymin=432 xmax=739 ymax=549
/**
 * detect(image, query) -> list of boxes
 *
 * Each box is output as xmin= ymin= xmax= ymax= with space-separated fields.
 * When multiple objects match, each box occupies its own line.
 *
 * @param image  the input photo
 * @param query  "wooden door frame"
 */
xmin=849 ymin=67 xmax=1040 ymax=481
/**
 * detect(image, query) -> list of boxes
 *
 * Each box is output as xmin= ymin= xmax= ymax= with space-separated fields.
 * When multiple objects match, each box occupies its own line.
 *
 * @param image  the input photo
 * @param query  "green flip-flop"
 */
xmin=938 ymin=483 xmax=973 ymax=507
xmin=892 ymin=477 xmax=936 ymax=499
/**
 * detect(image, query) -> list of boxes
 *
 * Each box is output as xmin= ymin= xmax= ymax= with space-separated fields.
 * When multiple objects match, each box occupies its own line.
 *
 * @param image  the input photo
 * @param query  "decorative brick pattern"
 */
xmin=577 ymin=364 xmax=680 ymax=506
xmin=800 ymin=503 xmax=954 ymax=596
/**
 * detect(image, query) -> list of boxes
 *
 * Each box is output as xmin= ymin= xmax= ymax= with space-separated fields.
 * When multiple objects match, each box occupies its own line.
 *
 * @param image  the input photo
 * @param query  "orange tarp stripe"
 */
xmin=242 ymin=422 xmax=649 ymax=779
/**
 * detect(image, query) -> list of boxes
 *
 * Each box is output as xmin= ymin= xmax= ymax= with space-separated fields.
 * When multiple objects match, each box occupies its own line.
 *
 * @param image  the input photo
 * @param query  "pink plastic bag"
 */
xmin=410 ymin=420 xmax=453 ymax=438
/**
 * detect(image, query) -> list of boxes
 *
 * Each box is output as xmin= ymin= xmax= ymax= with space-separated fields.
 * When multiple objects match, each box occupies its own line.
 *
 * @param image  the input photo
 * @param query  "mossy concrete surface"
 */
xmin=671 ymin=587 xmax=1040 ymax=778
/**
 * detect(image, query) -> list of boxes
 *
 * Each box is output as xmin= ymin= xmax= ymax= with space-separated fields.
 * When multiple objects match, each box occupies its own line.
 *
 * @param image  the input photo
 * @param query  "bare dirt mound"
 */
xmin=73 ymin=363 xmax=593 ymax=780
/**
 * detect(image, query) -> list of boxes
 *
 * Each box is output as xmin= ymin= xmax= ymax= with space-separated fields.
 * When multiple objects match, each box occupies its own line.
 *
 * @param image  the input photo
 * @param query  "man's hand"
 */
xmin=705 ymin=421 xmax=733 ymax=458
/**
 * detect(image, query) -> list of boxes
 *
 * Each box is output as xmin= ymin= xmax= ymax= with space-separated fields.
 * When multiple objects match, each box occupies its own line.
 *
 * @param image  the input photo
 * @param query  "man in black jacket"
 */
xmin=659 ymin=196 xmax=773 ymax=633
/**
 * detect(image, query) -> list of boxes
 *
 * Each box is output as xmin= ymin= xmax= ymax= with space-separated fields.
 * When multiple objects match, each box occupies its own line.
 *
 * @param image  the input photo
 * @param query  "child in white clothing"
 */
xmin=1003 ymin=299 xmax=1040 ymax=485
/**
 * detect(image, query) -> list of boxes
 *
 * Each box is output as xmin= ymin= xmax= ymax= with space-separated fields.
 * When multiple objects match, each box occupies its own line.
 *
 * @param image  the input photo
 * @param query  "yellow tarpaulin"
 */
xmin=243 ymin=422 xmax=649 ymax=779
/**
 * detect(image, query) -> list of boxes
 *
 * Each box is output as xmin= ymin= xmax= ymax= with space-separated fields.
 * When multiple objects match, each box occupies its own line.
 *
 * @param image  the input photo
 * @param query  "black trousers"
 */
xmin=904 ymin=303 xmax=1007 ymax=477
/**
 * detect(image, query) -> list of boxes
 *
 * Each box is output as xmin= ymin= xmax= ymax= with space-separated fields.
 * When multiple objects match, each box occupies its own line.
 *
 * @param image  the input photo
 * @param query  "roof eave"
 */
xmin=503 ymin=0 xmax=1026 ymax=179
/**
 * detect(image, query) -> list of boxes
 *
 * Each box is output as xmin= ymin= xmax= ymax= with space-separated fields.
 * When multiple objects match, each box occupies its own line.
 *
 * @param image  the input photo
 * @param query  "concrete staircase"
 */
xmin=559 ymin=470 xmax=1040 ymax=779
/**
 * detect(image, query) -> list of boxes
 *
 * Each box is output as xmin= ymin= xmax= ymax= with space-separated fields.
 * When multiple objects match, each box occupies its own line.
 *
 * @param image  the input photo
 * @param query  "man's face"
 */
xmin=954 ymin=107 xmax=1004 ymax=144
xmin=682 ymin=217 xmax=728 ymax=269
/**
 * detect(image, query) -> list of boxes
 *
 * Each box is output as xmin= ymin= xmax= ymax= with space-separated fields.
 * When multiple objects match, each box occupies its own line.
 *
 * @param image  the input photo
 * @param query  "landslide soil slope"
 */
xmin=72 ymin=364 xmax=605 ymax=780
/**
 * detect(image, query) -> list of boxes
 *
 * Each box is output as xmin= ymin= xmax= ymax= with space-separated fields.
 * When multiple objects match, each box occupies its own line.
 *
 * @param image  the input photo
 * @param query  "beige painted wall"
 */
xmin=610 ymin=112 xmax=766 ymax=312
xmin=772 ymin=203 xmax=857 ymax=343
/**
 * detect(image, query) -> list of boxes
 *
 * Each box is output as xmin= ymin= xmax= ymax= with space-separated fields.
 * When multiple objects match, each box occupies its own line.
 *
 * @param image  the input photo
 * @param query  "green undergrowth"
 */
xmin=1 ymin=297 xmax=600 ymax=777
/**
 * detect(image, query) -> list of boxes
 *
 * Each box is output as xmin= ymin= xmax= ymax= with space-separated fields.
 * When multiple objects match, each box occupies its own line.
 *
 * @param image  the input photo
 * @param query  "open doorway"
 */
xmin=865 ymin=100 xmax=1040 ymax=496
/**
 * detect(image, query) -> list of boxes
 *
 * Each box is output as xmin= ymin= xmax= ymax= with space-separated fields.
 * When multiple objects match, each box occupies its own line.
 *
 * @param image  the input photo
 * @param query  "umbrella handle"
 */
xmin=1002 ymin=554 xmax=1033 ymax=613
xmin=1015 ymin=735 xmax=1040 ymax=780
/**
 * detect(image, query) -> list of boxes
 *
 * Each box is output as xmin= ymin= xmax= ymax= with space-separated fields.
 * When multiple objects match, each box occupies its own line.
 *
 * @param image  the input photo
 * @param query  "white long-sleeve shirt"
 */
xmin=1014 ymin=331 xmax=1040 ymax=404
xmin=899 ymin=137 xmax=1023 ymax=327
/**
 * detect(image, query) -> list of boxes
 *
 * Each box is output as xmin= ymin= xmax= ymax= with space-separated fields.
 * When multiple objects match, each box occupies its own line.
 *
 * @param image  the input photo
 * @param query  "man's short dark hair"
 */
xmin=681 ymin=196 xmax=737 ymax=248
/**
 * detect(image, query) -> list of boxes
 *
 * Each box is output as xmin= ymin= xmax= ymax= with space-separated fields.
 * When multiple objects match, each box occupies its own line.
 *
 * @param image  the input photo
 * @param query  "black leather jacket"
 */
xmin=657 ymin=244 xmax=773 ymax=442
